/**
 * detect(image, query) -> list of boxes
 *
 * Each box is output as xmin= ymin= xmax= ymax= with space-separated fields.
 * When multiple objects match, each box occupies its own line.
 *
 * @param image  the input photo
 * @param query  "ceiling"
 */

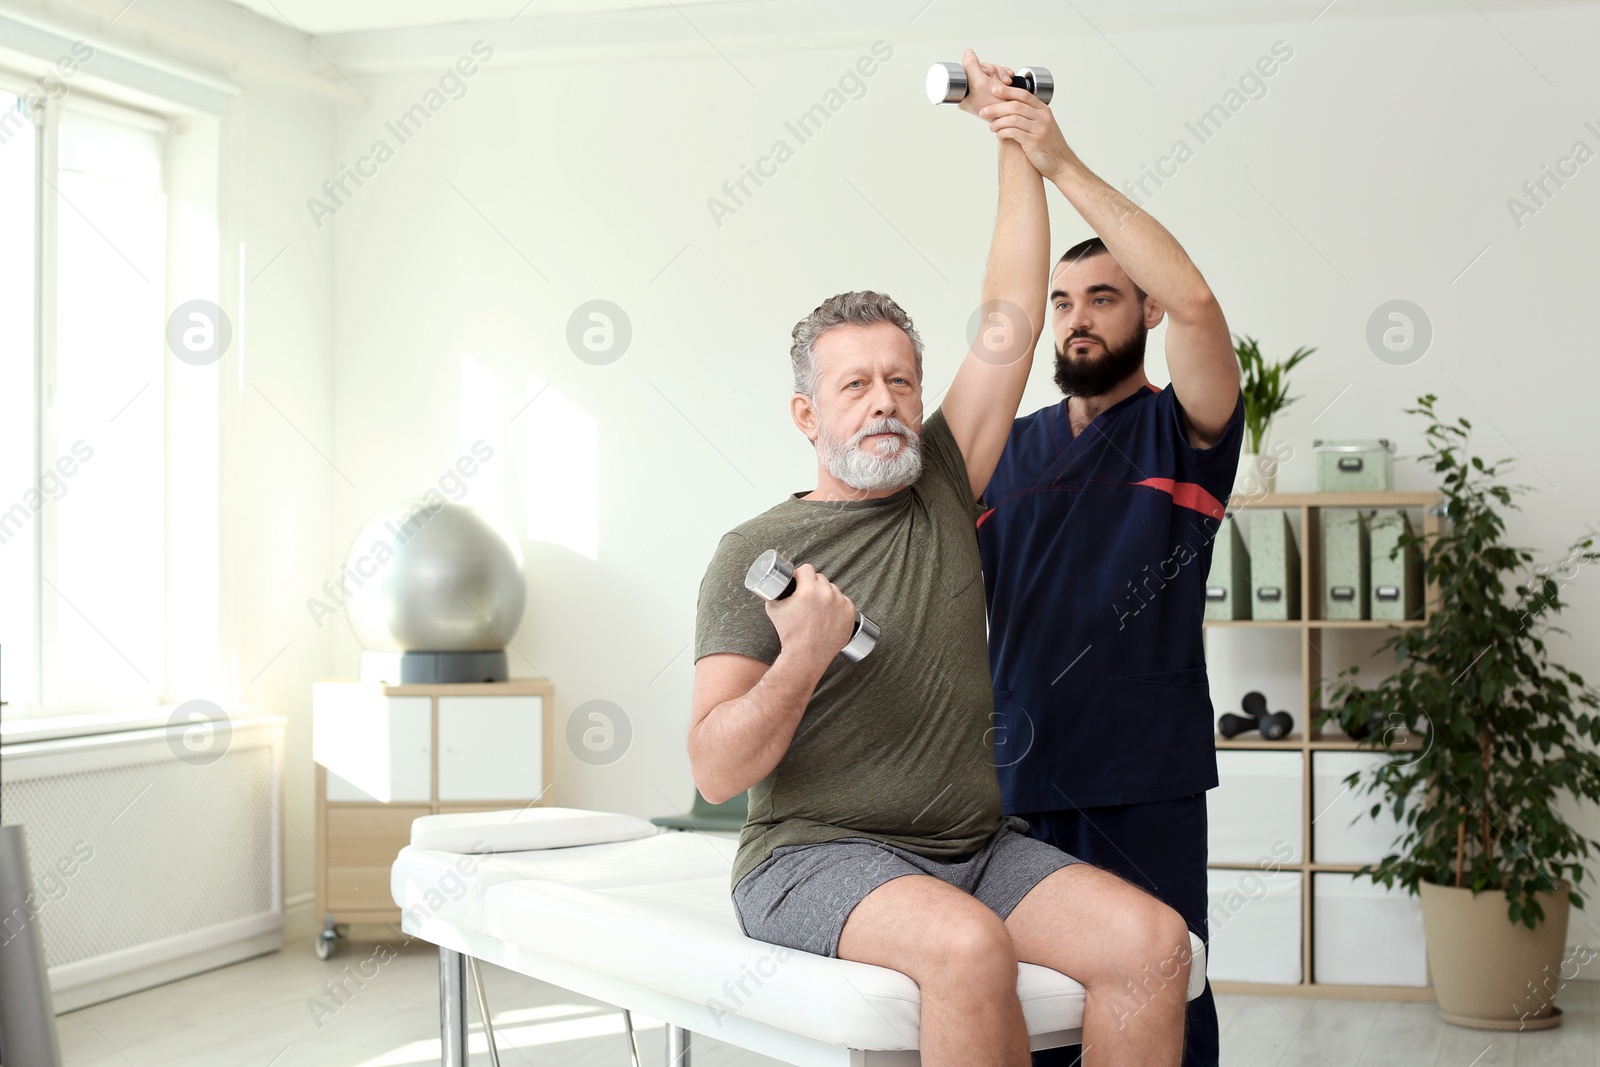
xmin=223 ymin=0 xmax=738 ymax=35
xmin=225 ymin=0 xmax=1595 ymax=38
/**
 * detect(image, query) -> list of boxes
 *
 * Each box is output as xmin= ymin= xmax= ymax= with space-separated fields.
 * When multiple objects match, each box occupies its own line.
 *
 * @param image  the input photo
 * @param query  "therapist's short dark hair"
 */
xmin=1057 ymin=237 xmax=1147 ymax=303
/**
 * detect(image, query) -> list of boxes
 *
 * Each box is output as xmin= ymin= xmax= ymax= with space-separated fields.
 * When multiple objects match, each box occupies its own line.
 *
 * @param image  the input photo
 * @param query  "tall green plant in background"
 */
xmin=1322 ymin=394 xmax=1600 ymax=928
xmin=1235 ymin=335 xmax=1314 ymax=454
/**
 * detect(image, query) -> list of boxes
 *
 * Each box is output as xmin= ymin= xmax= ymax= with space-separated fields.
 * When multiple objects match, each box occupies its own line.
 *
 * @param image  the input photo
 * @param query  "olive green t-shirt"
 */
xmin=694 ymin=408 xmax=1005 ymax=889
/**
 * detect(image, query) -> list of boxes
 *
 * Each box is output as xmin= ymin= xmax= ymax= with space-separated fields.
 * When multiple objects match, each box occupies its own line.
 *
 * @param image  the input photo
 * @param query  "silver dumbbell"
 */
xmin=926 ymin=62 xmax=1053 ymax=105
xmin=744 ymin=549 xmax=880 ymax=662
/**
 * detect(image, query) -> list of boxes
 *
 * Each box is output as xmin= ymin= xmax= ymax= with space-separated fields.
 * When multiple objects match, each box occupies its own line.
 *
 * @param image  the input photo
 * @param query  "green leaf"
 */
xmin=1236 ymin=336 xmax=1313 ymax=444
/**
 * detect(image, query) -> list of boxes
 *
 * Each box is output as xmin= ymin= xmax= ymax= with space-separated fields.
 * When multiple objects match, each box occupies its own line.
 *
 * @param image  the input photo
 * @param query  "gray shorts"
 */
xmin=732 ymin=815 xmax=1083 ymax=958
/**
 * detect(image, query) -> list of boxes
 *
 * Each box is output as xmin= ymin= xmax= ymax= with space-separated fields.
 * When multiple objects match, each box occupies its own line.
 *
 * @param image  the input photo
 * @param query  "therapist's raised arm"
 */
xmin=938 ymin=50 xmax=1051 ymax=502
xmin=995 ymin=86 xmax=1238 ymax=446
xmin=687 ymin=564 xmax=856 ymax=805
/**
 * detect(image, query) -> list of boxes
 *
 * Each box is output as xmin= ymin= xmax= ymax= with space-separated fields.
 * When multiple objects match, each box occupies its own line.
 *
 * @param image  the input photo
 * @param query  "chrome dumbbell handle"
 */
xmin=744 ymin=549 xmax=879 ymax=662
xmin=926 ymin=62 xmax=1054 ymax=105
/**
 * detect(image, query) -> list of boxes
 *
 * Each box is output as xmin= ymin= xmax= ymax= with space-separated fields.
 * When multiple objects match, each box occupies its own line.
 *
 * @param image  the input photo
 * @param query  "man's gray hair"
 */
xmin=789 ymin=291 xmax=924 ymax=396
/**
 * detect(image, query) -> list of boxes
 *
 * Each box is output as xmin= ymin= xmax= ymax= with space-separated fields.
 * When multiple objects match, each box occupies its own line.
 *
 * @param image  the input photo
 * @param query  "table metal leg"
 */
xmin=621 ymin=1008 xmax=643 ymax=1067
xmin=666 ymin=1023 xmax=691 ymax=1066
xmin=467 ymin=956 xmax=502 ymax=1067
xmin=439 ymin=948 xmax=469 ymax=1067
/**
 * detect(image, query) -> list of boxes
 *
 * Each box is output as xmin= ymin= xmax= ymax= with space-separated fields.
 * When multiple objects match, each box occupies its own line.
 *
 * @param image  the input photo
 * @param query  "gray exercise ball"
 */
xmin=343 ymin=501 xmax=526 ymax=652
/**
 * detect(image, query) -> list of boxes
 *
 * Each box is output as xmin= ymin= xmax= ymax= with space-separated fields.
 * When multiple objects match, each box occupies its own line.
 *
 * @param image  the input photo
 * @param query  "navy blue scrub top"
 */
xmin=977 ymin=383 xmax=1246 ymax=812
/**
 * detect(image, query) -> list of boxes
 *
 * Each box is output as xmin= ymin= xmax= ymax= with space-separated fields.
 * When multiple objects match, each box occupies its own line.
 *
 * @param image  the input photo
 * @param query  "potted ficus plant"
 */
xmin=1234 ymin=335 xmax=1314 ymax=495
xmin=1322 ymin=393 xmax=1600 ymax=1031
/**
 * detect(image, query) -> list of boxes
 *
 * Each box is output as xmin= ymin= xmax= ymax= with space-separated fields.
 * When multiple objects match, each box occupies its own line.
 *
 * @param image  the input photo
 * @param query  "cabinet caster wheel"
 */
xmin=316 ymin=913 xmax=341 ymax=960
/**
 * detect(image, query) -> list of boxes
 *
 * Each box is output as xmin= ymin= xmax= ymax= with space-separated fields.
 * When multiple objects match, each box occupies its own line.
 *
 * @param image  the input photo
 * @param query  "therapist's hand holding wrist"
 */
xmin=980 ymin=81 xmax=1081 ymax=181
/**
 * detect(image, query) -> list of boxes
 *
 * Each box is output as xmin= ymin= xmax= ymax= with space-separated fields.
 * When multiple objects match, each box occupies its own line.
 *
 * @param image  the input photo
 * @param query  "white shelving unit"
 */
xmin=1204 ymin=491 xmax=1439 ymax=1001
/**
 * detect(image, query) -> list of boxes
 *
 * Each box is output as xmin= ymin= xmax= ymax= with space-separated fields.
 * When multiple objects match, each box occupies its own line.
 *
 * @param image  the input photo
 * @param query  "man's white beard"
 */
xmin=817 ymin=416 xmax=923 ymax=491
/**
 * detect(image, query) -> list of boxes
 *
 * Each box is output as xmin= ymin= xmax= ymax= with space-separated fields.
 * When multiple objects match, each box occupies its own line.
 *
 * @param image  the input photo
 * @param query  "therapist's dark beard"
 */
xmin=1053 ymin=322 xmax=1148 ymax=398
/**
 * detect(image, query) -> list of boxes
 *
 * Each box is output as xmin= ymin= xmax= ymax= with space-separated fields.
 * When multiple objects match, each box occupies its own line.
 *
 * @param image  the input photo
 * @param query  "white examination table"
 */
xmin=391 ymin=808 xmax=1207 ymax=1066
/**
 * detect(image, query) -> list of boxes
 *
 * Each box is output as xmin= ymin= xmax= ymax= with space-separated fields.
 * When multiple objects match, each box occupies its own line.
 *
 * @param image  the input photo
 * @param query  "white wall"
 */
xmin=222 ymin=76 xmax=338 ymax=926
xmin=318 ymin=2 xmax=1600 ymax=839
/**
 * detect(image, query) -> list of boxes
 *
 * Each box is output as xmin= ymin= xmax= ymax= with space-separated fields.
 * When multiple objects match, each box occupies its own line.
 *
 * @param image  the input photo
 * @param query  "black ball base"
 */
xmin=398 ymin=650 xmax=509 ymax=684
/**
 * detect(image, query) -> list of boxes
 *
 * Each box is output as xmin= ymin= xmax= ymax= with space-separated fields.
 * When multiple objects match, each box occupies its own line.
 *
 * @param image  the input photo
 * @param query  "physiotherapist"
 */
xmin=971 ymin=85 xmax=1245 ymax=1067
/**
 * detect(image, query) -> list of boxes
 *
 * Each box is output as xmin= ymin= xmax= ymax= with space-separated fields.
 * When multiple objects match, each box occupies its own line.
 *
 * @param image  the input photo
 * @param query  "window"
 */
xmin=1 ymin=86 xmax=170 ymax=716
xmin=0 ymin=89 xmax=36 ymax=706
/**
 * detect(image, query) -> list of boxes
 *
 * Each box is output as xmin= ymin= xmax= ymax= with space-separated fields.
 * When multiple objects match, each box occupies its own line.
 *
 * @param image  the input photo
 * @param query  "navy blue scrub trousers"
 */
xmin=1018 ymin=794 xmax=1217 ymax=1067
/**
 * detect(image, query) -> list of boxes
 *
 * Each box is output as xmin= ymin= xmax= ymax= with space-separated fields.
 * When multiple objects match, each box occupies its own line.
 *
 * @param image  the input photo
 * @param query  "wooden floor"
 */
xmin=54 ymin=927 xmax=1599 ymax=1066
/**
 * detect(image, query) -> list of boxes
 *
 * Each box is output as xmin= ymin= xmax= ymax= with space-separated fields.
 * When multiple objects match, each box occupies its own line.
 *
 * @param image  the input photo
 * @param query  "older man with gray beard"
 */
xmin=686 ymin=51 xmax=1194 ymax=1067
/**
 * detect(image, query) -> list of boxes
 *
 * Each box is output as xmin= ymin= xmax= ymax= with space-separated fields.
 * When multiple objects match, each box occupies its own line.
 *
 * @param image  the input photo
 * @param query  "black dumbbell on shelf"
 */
xmin=1218 ymin=691 xmax=1294 ymax=741
xmin=1342 ymin=703 xmax=1392 ymax=742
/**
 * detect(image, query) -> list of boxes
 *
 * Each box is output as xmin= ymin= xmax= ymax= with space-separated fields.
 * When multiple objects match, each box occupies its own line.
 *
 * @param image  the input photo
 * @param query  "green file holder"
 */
xmin=1205 ymin=516 xmax=1252 ymax=621
xmin=1369 ymin=510 xmax=1424 ymax=620
xmin=1250 ymin=510 xmax=1301 ymax=621
xmin=1321 ymin=510 xmax=1370 ymax=620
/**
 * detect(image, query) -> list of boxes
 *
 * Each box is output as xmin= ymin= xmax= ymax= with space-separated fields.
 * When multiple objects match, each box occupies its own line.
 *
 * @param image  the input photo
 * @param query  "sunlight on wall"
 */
xmin=458 ymin=353 xmax=507 ymax=518
xmin=524 ymin=373 xmax=597 ymax=561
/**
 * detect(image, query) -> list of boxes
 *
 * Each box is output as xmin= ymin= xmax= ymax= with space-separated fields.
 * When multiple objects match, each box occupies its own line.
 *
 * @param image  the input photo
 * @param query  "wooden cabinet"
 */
xmin=324 ymin=805 xmax=430 ymax=912
xmin=311 ymin=679 xmax=553 ymax=939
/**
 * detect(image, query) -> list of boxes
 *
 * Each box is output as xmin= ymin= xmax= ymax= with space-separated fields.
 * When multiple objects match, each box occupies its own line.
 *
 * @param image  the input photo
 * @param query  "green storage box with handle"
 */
xmin=1314 ymin=439 xmax=1394 ymax=492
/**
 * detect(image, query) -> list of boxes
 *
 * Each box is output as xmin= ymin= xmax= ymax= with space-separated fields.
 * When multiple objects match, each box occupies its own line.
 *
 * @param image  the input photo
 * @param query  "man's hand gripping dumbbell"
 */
xmin=745 ymin=549 xmax=880 ymax=662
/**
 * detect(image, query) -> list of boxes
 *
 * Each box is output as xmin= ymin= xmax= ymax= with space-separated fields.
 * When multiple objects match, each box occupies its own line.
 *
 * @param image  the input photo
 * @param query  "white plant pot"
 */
xmin=1234 ymin=449 xmax=1278 ymax=499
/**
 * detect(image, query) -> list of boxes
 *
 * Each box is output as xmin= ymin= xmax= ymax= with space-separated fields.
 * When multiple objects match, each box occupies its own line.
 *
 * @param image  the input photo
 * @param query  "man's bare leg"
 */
xmin=837 ymin=874 xmax=1031 ymax=1067
xmin=1005 ymin=864 xmax=1191 ymax=1066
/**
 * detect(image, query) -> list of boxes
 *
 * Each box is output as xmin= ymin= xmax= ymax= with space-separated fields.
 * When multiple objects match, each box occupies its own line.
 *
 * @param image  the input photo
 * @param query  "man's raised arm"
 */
xmin=984 ymin=84 xmax=1240 ymax=447
xmin=938 ymin=51 xmax=1051 ymax=502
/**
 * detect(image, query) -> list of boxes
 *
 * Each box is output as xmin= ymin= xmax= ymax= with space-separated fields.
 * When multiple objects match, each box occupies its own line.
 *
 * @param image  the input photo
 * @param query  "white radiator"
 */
xmin=0 ymin=713 xmax=285 ymax=1012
